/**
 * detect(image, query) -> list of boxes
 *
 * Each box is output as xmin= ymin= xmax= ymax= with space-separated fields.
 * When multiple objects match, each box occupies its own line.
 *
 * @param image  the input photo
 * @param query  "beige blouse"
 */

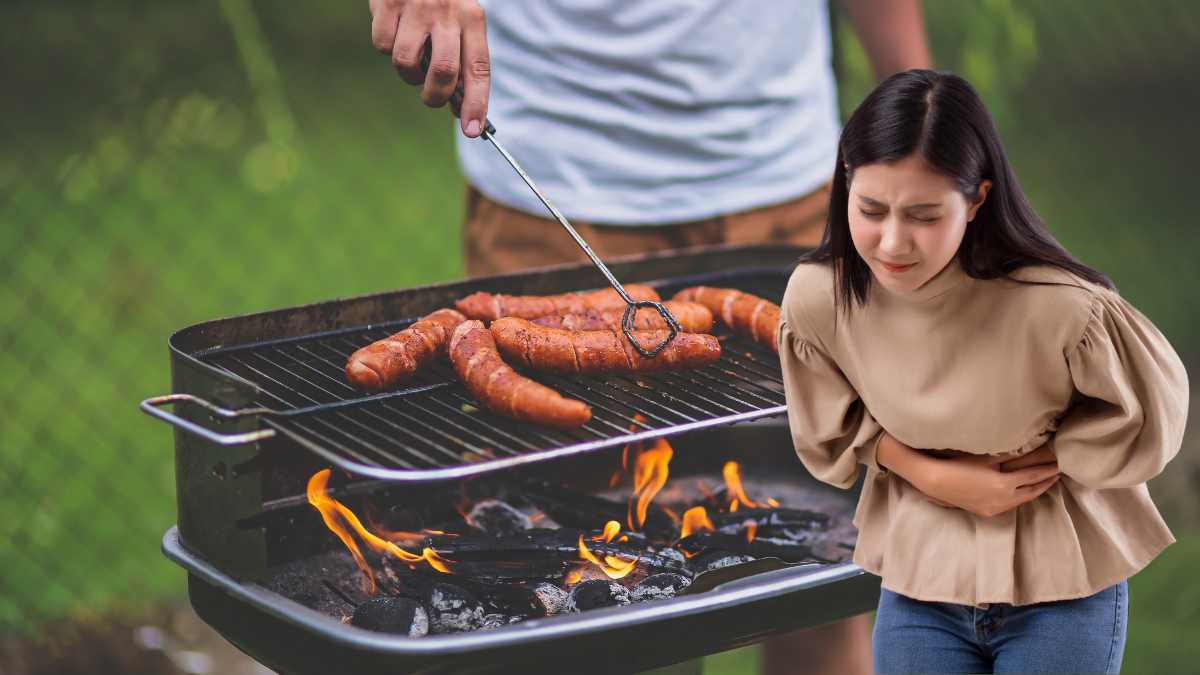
xmin=778 ymin=257 xmax=1189 ymax=606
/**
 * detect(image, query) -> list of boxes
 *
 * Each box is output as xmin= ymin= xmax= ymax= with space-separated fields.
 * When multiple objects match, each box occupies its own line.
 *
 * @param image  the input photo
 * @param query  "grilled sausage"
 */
xmin=346 ymin=308 xmax=466 ymax=392
xmin=455 ymin=285 xmax=662 ymax=322
xmin=489 ymin=318 xmax=722 ymax=375
xmin=530 ymin=301 xmax=714 ymax=333
xmin=449 ymin=320 xmax=592 ymax=429
xmin=672 ymin=286 xmax=781 ymax=353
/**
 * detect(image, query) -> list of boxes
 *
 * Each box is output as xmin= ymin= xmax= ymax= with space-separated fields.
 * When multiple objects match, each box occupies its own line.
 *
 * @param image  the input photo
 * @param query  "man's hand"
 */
xmin=369 ymin=0 xmax=491 ymax=137
xmin=877 ymin=433 xmax=1061 ymax=518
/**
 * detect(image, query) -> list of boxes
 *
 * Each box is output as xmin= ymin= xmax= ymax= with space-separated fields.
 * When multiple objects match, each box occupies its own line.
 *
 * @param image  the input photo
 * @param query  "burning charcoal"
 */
xmin=524 ymin=482 xmax=679 ymax=541
xmin=686 ymin=550 xmax=754 ymax=575
xmin=533 ymin=582 xmax=570 ymax=616
xmin=566 ymin=580 xmax=631 ymax=612
xmin=631 ymin=573 xmax=691 ymax=602
xmin=427 ymin=529 xmax=687 ymax=576
xmin=709 ymin=507 xmax=830 ymax=534
xmin=480 ymin=613 xmax=513 ymax=630
xmin=651 ymin=546 xmax=687 ymax=567
xmin=677 ymin=530 xmax=820 ymax=563
xmin=350 ymin=597 xmax=429 ymax=637
xmin=424 ymin=583 xmax=486 ymax=633
xmin=466 ymin=499 xmax=533 ymax=536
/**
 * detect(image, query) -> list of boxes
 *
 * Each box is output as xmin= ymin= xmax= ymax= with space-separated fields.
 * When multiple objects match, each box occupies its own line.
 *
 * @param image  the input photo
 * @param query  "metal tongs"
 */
xmin=424 ymin=53 xmax=681 ymax=358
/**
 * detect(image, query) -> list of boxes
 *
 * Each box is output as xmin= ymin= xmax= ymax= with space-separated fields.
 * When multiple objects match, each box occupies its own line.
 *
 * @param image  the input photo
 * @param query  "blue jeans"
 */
xmin=872 ymin=582 xmax=1128 ymax=674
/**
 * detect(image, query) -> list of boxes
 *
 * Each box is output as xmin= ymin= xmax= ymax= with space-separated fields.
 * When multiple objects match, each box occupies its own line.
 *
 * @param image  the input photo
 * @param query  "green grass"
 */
xmin=2 ymin=3 xmax=1198 ymax=674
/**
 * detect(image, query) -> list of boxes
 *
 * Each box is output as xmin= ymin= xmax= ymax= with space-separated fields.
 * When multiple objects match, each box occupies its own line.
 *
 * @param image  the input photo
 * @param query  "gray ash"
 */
xmin=631 ymin=573 xmax=691 ymax=602
xmin=425 ymin=583 xmax=486 ymax=633
xmin=465 ymin=499 xmax=533 ymax=536
xmin=533 ymin=582 xmax=570 ymax=616
xmin=350 ymin=597 xmax=429 ymax=637
xmin=566 ymin=580 xmax=631 ymax=612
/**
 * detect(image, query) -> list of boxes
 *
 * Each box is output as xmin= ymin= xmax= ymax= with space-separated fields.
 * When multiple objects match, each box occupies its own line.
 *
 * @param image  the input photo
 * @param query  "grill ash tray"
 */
xmin=167 ymin=263 xmax=796 ymax=482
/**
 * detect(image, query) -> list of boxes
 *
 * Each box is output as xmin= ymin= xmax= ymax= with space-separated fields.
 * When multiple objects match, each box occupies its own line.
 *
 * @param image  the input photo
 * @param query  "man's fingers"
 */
xmin=370 ymin=0 xmax=401 ymax=54
xmin=457 ymin=3 xmax=490 ymax=136
xmin=421 ymin=28 xmax=461 ymax=108
xmin=392 ymin=11 xmax=430 ymax=86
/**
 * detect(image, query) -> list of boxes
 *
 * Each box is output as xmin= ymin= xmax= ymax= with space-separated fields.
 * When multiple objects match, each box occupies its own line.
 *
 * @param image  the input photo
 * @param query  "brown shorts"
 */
xmin=462 ymin=183 xmax=831 ymax=277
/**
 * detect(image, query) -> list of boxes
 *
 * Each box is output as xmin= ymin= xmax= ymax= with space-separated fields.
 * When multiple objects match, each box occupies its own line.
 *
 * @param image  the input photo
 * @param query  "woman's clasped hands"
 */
xmin=877 ymin=433 xmax=1062 ymax=518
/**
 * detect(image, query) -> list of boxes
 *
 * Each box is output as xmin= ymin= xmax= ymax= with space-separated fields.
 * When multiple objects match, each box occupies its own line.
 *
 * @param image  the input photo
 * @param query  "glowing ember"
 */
xmin=626 ymin=438 xmax=673 ymax=530
xmin=565 ymin=569 xmax=583 ymax=585
xmin=744 ymin=520 xmax=758 ymax=543
xmin=577 ymin=534 xmax=638 ymax=579
xmin=307 ymin=469 xmax=453 ymax=594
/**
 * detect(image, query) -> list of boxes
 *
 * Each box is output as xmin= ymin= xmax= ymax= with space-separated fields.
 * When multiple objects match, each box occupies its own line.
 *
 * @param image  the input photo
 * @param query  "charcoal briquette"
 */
xmin=424 ymin=583 xmax=486 ymax=633
xmin=565 ymin=579 xmax=631 ymax=612
xmin=533 ymin=582 xmax=570 ymax=616
xmin=465 ymin=499 xmax=533 ymax=536
xmin=631 ymin=573 xmax=692 ymax=602
xmin=350 ymin=597 xmax=429 ymax=637
xmin=688 ymin=550 xmax=754 ymax=575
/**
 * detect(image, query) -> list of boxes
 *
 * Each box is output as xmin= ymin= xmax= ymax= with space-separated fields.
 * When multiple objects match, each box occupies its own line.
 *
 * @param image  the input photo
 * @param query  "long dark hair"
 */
xmin=802 ymin=70 xmax=1113 ymax=316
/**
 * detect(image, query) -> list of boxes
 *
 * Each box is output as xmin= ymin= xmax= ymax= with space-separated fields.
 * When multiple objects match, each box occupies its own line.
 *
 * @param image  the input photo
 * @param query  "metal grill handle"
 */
xmin=140 ymin=394 xmax=277 ymax=445
xmin=419 ymin=44 xmax=681 ymax=357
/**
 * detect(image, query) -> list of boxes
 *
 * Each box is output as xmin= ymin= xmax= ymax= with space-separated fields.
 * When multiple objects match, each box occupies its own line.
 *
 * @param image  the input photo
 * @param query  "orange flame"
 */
xmin=680 ymin=505 xmax=714 ymax=539
xmin=565 ymin=568 xmax=583 ymax=585
xmin=626 ymin=438 xmax=673 ymax=530
xmin=744 ymin=520 xmax=758 ymax=544
xmin=307 ymin=469 xmax=452 ymax=594
xmin=592 ymin=519 xmax=621 ymax=543
xmin=723 ymin=461 xmax=777 ymax=510
xmin=577 ymin=534 xmax=638 ymax=580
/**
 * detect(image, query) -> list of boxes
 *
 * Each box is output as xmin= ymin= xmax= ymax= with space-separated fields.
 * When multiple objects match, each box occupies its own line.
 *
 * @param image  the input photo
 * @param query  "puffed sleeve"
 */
xmin=1050 ymin=291 xmax=1190 ymax=489
xmin=778 ymin=301 xmax=886 ymax=490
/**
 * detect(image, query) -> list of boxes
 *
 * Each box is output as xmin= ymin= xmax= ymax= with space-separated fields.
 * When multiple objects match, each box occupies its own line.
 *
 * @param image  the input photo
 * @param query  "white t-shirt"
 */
xmin=456 ymin=0 xmax=841 ymax=226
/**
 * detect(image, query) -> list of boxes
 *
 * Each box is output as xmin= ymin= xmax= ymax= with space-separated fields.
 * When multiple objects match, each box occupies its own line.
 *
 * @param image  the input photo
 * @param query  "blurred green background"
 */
xmin=2 ymin=0 xmax=1197 ymax=673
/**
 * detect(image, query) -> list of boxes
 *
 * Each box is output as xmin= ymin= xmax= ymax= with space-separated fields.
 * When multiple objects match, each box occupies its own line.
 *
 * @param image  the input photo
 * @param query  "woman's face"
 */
xmin=847 ymin=154 xmax=990 ymax=294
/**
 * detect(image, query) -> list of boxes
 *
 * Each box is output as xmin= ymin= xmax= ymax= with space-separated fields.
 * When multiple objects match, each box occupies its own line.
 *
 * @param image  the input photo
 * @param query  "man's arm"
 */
xmin=837 ymin=0 xmax=932 ymax=79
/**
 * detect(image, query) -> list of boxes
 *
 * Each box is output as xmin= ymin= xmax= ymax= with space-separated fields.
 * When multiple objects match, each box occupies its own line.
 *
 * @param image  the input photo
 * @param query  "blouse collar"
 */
xmin=873 ymin=255 xmax=971 ymax=305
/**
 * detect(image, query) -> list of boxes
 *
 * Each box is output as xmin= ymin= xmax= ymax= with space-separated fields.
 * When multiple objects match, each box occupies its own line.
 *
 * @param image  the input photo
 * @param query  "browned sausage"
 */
xmin=530 ymin=301 xmax=714 ymax=333
xmin=455 ymin=285 xmax=662 ymax=322
xmin=672 ymin=286 xmax=781 ymax=353
xmin=449 ymin=320 xmax=592 ymax=429
xmin=346 ymin=308 xmax=466 ymax=392
xmin=489 ymin=317 xmax=722 ymax=375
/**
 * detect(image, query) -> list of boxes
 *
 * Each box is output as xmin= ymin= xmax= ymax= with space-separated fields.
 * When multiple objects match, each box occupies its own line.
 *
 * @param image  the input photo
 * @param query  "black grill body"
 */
xmin=154 ymin=244 xmax=880 ymax=673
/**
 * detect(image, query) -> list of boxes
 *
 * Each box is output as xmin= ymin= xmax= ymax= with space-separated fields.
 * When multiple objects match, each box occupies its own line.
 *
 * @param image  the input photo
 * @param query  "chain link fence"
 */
xmin=2 ymin=1 xmax=1197 ymax=672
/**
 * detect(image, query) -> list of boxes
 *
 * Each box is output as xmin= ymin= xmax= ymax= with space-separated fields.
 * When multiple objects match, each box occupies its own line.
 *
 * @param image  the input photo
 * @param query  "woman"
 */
xmin=779 ymin=70 xmax=1189 ymax=674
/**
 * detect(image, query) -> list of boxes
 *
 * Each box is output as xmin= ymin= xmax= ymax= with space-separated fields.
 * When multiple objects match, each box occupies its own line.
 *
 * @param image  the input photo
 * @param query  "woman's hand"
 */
xmin=877 ymin=433 xmax=1061 ymax=518
xmin=369 ymin=0 xmax=491 ymax=137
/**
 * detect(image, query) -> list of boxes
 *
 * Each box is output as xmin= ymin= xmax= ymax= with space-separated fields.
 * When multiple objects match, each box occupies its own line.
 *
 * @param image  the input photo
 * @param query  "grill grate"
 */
xmin=196 ymin=270 xmax=791 ymax=481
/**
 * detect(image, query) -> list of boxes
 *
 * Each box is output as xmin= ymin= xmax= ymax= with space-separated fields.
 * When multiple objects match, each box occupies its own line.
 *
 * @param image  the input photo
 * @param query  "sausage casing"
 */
xmin=672 ymin=286 xmax=781 ymax=353
xmin=530 ymin=300 xmax=714 ymax=333
xmin=489 ymin=318 xmax=721 ymax=375
xmin=449 ymin=320 xmax=592 ymax=428
xmin=346 ymin=308 xmax=466 ymax=392
xmin=456 ymin=285 xmax=662 ymax=322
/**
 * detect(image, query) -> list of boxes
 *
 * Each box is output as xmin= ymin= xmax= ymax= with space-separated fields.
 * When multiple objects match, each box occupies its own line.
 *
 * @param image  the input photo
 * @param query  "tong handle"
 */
xmin=417 ymin=39 xmax=678 ymax=357
xmin=140 ymin=394 xmax=276 ymax=446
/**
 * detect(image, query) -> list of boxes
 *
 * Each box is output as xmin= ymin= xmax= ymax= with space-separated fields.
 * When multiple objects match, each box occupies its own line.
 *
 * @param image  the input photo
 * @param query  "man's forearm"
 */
xmin=838 ymin=0 xmax=932 ymax=79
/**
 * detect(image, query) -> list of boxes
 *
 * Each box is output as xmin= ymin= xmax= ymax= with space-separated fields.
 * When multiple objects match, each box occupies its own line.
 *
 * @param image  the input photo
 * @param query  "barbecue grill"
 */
xmin=145 ymin=243 xmax=880 ymax=674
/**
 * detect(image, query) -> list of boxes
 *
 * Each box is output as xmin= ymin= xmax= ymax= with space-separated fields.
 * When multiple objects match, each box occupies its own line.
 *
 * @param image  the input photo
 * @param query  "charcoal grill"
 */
xmin=145 ymin=244 xmax=880 ymax=674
